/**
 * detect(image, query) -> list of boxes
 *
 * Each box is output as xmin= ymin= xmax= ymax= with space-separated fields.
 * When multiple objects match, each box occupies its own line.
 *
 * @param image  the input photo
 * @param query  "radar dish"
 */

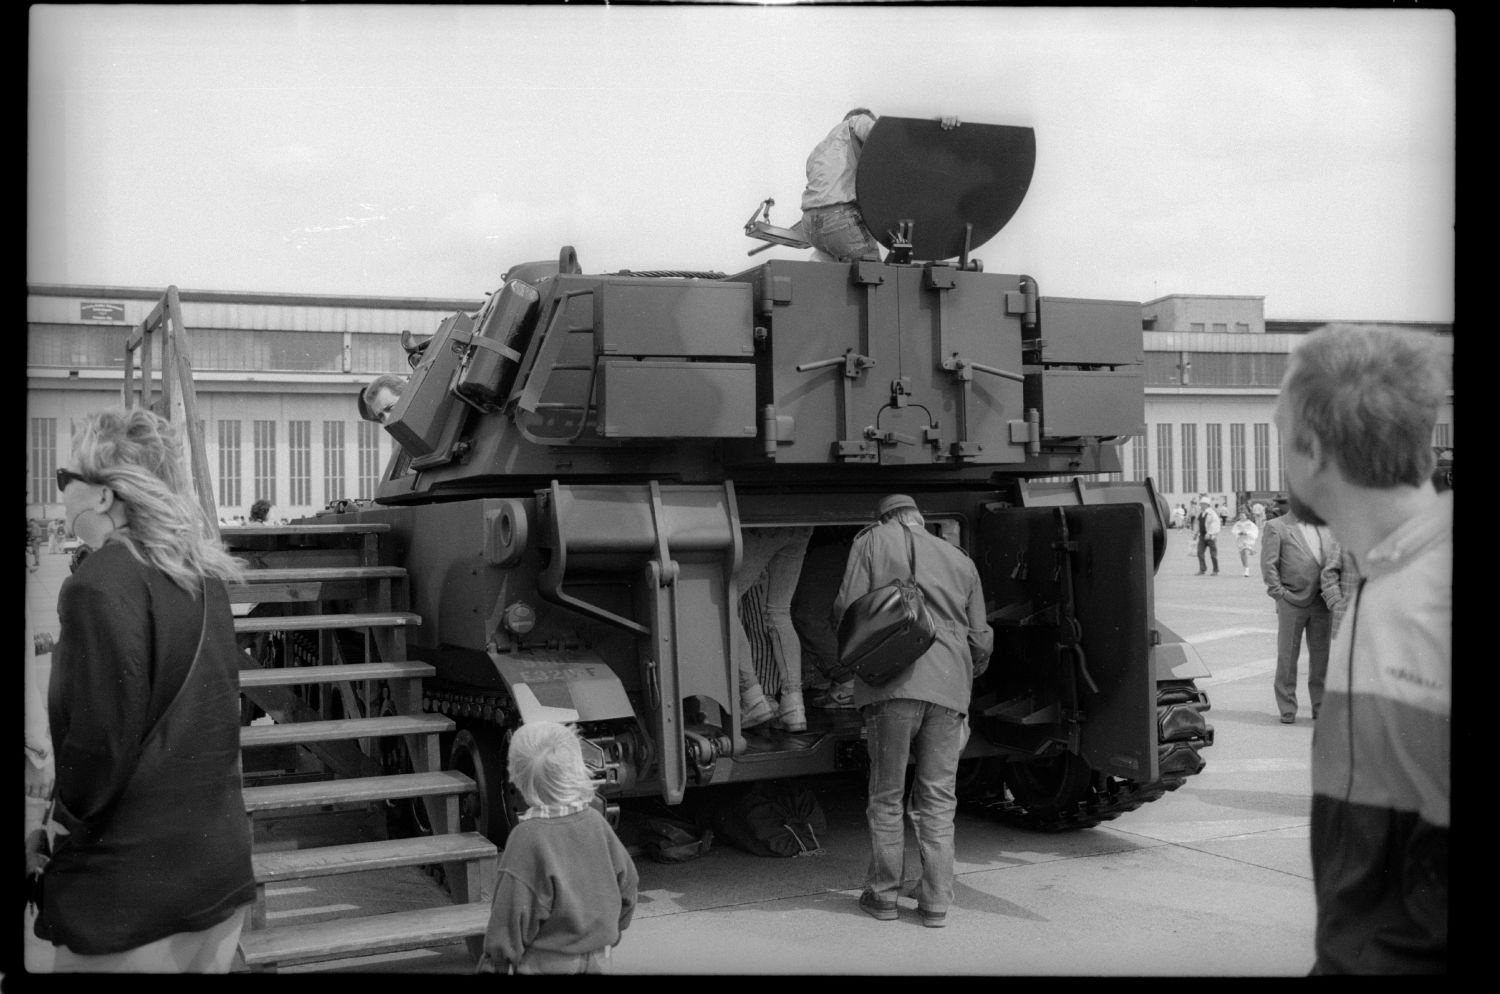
xmin=856 ymin=118 xmax=1036 ymax=261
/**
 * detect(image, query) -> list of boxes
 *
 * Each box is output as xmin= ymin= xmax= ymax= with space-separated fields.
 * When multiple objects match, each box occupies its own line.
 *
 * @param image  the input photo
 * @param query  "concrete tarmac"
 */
xmin=21 ymin=528 xmax=1326 ymax=976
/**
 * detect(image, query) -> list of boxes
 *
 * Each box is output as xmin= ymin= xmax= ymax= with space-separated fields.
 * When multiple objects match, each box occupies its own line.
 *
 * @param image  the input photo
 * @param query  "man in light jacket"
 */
xmin=1192 ymin=496 xmax=1222 ymax=575
xmin=1276 ymin=323 xmax=1449 ymax=973
xmin=1259 ymin=508 xmax=1333 ymax=723
xmin=833 ymin=494 xmax=992 ymax=929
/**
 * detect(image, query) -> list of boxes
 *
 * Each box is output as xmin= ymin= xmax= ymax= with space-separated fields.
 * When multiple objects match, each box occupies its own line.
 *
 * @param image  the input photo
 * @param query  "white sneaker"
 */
xmin=1243 ymin=568 xmax=1250 ymax=576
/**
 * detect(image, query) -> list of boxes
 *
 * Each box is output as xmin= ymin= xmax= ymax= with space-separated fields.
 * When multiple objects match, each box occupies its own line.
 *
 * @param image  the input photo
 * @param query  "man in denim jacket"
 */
xmin=800 ymin=110 xmax=959 ymax=262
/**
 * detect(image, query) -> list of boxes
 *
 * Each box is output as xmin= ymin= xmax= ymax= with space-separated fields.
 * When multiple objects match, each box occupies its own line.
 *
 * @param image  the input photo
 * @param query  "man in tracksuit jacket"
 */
xmin=1275 ymin=324 xmax=1449 ymax=974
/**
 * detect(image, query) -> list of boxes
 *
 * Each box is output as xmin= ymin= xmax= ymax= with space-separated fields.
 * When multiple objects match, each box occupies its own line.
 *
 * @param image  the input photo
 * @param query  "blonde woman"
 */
xmin=37 ymin=408 xmax=255 ymax=972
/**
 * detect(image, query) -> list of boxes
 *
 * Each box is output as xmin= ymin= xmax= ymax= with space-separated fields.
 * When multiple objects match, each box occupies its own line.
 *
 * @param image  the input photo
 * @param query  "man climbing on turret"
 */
xmin=800 ymin=110 xmax=960 ymax=263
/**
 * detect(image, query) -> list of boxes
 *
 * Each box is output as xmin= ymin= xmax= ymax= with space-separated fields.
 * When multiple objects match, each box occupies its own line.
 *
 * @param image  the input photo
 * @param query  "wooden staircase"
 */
xmin=225 ymin=522 xmax=496 ymax=972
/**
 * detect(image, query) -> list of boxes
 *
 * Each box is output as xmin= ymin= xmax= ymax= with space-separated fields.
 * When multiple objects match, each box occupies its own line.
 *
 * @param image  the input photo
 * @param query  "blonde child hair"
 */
xmin=507 ymin=721 xmax=597 ymax=808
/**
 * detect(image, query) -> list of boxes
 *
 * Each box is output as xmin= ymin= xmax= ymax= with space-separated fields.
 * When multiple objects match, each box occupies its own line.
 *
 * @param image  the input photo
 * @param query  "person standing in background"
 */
xmin=1231 ymin=508 xmax=1260 ymax=577
xmin=1192 ymin=496 xmax=1222 ymax=575
xmin=1259 ymin=507 xmax=1333 ymax=723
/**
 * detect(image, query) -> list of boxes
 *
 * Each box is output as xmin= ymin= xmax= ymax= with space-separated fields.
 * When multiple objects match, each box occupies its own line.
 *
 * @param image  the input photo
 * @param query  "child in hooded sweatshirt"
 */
xmin=479 ymin=721 xmax=637 ymax=974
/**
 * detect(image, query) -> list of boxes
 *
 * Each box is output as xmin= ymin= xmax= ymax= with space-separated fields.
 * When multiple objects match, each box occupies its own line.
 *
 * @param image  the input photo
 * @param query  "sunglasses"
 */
xmin=56 ymin=468 xmax=96 ymax=491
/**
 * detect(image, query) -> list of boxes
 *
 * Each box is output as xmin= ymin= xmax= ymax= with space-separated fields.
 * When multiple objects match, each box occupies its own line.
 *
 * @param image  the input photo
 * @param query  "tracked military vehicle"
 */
xmin=271 ymin=118 xmax=1213 ymax=854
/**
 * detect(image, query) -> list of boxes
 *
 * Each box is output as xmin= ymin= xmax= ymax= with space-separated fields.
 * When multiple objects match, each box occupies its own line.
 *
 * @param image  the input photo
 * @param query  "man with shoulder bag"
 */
xmin=832 ymin=494 xmax=993 ymax=928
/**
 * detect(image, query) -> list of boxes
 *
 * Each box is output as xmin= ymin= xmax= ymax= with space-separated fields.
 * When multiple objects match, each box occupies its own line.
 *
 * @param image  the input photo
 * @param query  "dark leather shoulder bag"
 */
xmin=835 ymin=527 xmax=938 ymax=686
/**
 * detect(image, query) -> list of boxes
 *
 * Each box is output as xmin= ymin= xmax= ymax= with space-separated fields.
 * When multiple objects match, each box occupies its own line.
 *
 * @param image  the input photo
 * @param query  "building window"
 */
xmin=1206 ymin=424 xmax=1223 ymax=492
xmin=289 ymin=420 xmax=312 ymax=507
xmin=217 ymin=421 xmax=242 ymax=509
xmin=1434 ymin=423 xmax=1451 ymax=447
xmin=1212 ymin=322 xmax=1228 ymax=334
xmin=32 ymin=418 xmax=58 ymax=504
xmin=358 ymin=422 xmax=382 ymax=499
xmin=323 ymin=421 xmax=346 ymax=504
xmin=1155 ymin=423 xmax=1174 ymax=493
xmin=253 ymin=420 xmax=277 ymax=504
xmin=1230 ymin=424 xmax=1246 ymax=493
xmin=1131 ymin=433 xmax=1148 ymax=483
xmin=1253 ymin=423 xmax=1271 ymax=491
xmin=1189 ymin=322 xmax=1205 ymax=334
xmin=1235 ymin=322 xmax=1250 ymax=334
xmin=1180 ymin=424 xmax=1198 ymax=494
xmin=1144 ymin=352 xmax=1290 ymax=388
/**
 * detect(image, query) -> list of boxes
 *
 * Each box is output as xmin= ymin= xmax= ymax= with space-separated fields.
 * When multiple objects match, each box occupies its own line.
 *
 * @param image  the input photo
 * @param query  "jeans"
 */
xmin=736 ymin=528 xmax=812 ymax=707
xmin=1197 ymin=536 xmax=1219 ymax=573
xmin=863 ymin=699 xmax=967 ymax=914
xmin=1274 ymin=598 xmax=1331 ymax=717
xmin=802 ymin=204 xmax=882 ymax=262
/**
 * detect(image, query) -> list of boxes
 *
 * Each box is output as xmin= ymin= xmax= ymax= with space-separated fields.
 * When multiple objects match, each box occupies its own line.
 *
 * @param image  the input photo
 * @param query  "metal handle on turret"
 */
xmin=947 ymin=355 xmax=1024 ymax=383
xmin=796 ymin=350 xmax=876 ymax=376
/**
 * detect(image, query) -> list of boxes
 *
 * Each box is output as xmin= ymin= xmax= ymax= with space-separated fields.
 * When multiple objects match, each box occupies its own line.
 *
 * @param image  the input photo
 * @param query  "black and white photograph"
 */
xmin=23 ymin=4 xmax=1453 ymax=977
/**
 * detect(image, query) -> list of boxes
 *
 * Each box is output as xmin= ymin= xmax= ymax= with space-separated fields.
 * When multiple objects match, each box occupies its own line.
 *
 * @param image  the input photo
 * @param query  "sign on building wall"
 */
xmin=80 ymin=302 xmax=126 ymax=322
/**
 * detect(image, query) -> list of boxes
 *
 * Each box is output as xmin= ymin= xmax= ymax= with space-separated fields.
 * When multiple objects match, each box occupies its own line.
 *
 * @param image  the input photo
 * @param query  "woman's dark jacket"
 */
xmin=38 ymin=540 xmax=255 ymax=955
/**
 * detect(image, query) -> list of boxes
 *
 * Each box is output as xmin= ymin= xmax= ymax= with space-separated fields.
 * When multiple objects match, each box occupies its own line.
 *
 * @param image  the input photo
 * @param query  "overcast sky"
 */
xmin=28 ymin=5 xmax=1453 ymax=322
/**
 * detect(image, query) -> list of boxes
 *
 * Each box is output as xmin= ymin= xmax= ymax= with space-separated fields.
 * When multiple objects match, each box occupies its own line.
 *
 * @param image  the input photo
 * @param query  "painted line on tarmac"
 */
xmin=265 ymin=903 xmax=360 ymax=921
xmin=1204 ymin=757 xmax=1310 ymax=774
xmin=265 ymin=885 xmax=316 ymax=897
xmin=1182 ymin=625 xmax=1278 ymax=644
xmin=1117 ymin=816 xmax=1308 ymax=844
xmin=1158 ymin=602 xmax=1270 ymax=617
xmin=1199 ymin=657 xmax=1277 ymax=684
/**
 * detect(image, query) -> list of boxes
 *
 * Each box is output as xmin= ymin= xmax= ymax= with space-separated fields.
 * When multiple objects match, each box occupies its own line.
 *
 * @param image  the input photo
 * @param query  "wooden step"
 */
xmin=253 ymin=832 xmax=496 ymax=883
xmin=233 ymin=566 xmax=407 ymax=583
xmin=238 ymin=661 xmax=435 ymax=689
xmin=244 ymin=770 xmax=475 ymax=813
xmin=242 ymin=713 xmax=452 ymax=749
xmin=238 ymin=903 xmax=491 ymax=970
xmin=235 ymin=611 xmax=422 ymax=634
xmin=221 ymin=523 xmax=391 ymax=538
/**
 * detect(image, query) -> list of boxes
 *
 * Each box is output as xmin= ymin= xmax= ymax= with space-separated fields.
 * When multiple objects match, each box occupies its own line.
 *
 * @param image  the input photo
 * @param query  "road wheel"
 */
xmin=954 ymin=756 xmax=1005 ymax=803
xmin=1004 ymin=753 xmax=1095 ymax=825
xmin=449 ymin=725 xmax=526 ymax=847
xmin=377 ymin=695 xmax=433 ymax=839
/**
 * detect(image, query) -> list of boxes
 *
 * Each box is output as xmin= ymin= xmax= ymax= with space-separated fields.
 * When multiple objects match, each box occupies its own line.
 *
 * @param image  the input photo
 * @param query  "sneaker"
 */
xmin=1280 ymin=714 xmax=1296 ymax=724
xmin=918 ymin=908 xmax=948 ymax=929
xmin=1243 ymin=568 xmax=1250 ymax=576
xmin=858 ymin=890 xmax=898 ymax=921
xmin=742 ymin=695 xmax=775 ymax=729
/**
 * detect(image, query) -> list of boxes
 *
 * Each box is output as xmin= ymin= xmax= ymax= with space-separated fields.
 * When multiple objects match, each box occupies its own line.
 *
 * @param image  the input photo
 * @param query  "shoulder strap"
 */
xmin=904 ymin=525 xmax=918 ymax=581
xmin=140 ymin=579 xmax=215 ymax=748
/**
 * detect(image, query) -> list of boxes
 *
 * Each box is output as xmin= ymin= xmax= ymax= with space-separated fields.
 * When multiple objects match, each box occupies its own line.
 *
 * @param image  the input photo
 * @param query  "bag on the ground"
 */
xmin=834 ymin=528 xmax=936 ymax=686
xmin=712 ymin=780 xmax=827 ymax=858
xmin=639 ymin=814 xmax=713 ymax=864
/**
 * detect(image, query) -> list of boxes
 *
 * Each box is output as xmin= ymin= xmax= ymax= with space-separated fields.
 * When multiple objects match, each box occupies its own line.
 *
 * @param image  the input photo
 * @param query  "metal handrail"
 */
xmin=123 ymin=286 xmax=220 ymax=541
